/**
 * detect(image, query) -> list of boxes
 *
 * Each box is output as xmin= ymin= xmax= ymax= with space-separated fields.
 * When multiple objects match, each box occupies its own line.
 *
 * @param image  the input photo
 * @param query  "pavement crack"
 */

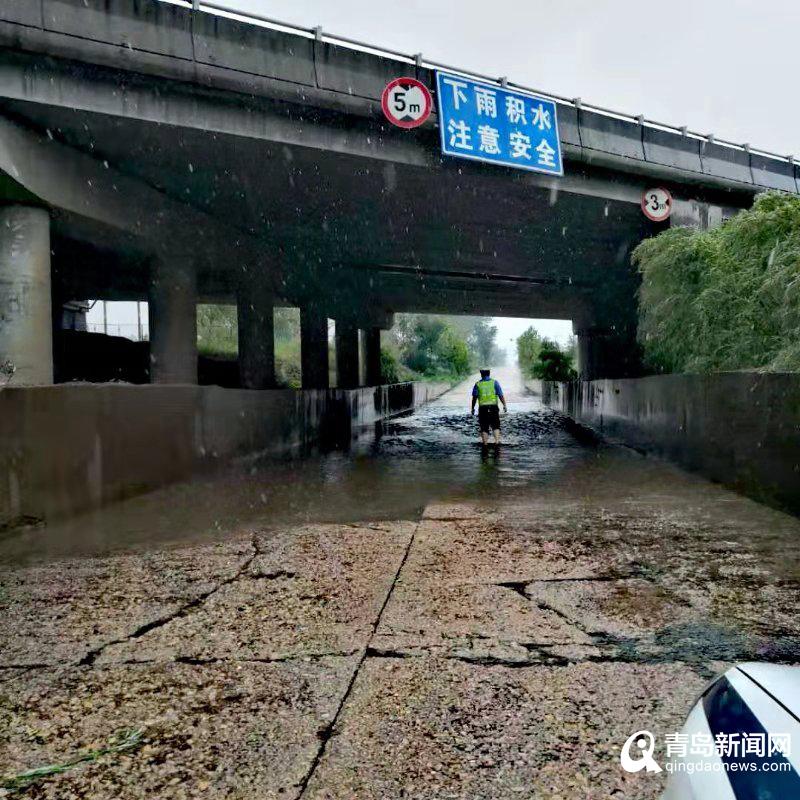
xmin=447 ymin=652 xmax=562 ymax=669
xmin=364 ymin=646 xmax=413 ymax=660
xmin=0 ymin=664 xmax=44 ymax=676
xmin=78 ymin=535 xmax=260 ymax=668
xmin=494 ymin=581 xmax=529 ymax=599
xmin=296 ymin=523 xmax=420 ymax=798
xmin=490 ymin=575 xmax=625 ymax=595
xmin=250 ymin=569 xmax=297 ymax=581
xmin=533 ymin=575 xmax=623 ymax=583
xmin=533 ymin=599 xmax=594 ymax=637
xmin=171 ymin=650 xmax=359 ymax=666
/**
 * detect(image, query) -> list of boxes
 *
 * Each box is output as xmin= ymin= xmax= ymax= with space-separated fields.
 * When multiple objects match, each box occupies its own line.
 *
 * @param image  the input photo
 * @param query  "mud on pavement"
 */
xmin=3 ymin=484 xmax=800 ymax=799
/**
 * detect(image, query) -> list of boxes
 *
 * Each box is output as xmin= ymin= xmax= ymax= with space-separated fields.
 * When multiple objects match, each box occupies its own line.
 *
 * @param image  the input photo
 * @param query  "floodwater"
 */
xmin=3 ymin=365 xmax=800 ymax=578
xmin=1 ymin=366 xmax=579 ymax=562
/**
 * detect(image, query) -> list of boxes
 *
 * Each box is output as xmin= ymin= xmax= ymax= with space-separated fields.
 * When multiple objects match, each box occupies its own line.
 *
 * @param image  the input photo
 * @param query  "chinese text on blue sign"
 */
xmin=435 ymin=72 xmax=563 ymax=176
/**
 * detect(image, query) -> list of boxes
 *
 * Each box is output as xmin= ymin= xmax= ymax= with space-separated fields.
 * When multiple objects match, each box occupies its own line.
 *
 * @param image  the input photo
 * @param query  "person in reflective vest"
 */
xmin=470 ymin=368 xmax=507 ymax=445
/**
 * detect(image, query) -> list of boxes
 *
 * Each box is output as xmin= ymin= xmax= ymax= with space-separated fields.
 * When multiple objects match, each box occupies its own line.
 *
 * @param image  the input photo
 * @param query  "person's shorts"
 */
xmin=478 ymin=404 xmax=500 ymax=433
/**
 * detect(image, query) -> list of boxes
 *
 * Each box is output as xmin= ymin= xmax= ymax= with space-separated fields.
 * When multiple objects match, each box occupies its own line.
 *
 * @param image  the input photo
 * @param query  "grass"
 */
xmin=1 ymin=728 xmax=144 ymax=794
xmin=634 ymin=192 xmax=800 ymax=374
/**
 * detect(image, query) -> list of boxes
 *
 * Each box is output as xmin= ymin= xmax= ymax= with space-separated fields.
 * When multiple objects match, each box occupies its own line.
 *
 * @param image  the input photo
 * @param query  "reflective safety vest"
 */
xmin=476 ymin=378 xmax=498 ymax=406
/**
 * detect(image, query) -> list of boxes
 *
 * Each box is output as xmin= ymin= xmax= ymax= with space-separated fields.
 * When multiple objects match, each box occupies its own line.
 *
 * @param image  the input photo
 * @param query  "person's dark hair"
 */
xmin=480 ymin=369 xmax=490 ymax=378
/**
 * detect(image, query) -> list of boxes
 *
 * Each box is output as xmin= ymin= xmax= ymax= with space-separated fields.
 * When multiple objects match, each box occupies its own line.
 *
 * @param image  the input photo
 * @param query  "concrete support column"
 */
xmin=335 ymin=321 xmax=359 ymax=388
xmin=364 ymin=326 xmax=382 ymax=386
xmin=237 ymin=275 xmax=275 ymax=389
xmin=0 ymin=206 xmax=53 ymax=384
xmin=148 ymin=256 xmax=197 ymax=384
xmin=576 ymin=326 xmax=640 ymax=380
xmin=300 ymin=306 xmax=328 ymax=390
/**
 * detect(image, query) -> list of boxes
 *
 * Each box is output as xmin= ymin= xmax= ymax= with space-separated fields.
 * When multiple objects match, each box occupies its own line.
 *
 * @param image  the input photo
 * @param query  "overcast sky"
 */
xmin=218 ymin=0 xmax=799 ymax=156
xmin=207 ymin=0 xmax=797 ymax=352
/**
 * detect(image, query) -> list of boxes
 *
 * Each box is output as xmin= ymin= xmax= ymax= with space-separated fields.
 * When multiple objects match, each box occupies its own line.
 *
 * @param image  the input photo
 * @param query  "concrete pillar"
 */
xmin=335 ymin=321 xmax=359 ymax=388
xmin=364 ymin=326 xmax=382 ymax=386
xmin=148 ymin=256 xmax=197 ymax=384
xmin=0 ymin=206 xmax=53 ymax=384
xmin=576 ymin=326 xmax=640 ymax=380
xmin=237 ymin=275 xmax=275 ymax=389
xmin=300 ymin=306 xmax=328 ymax=389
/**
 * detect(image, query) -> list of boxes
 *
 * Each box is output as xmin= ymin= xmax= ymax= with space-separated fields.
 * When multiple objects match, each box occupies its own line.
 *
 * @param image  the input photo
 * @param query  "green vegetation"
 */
xmin=467 ymin=318 xmax=504 ymax=367
xmin=386 ymin=315 xmax=504 ymax=381
xmin=1 ymin=728 xmax=144 ymax=794
xmin=196 ymin=304 xmax=237 ymax=358
xmin=516 ymin=326 xmax=576 ymax=381
xmin=195 ymin=304 xmax=304 ymax=388
xmin=379 ymin=348 xmax=400 ymax=384
xmin=274 ymin=307 xmax=302 ymax=389
xmin=633 ymin=192 xmax=800 ymax=373
xmin=516 ymin=327 xmax=543 ymax=378
xmin=532 ymin=341 xmax=577 ymax=381
xmin=195 ymin=305 xmax=505 ymax=386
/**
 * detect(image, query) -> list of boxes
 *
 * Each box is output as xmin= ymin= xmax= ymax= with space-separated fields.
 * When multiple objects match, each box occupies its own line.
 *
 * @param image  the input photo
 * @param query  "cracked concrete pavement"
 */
xmin=3 ymin=479 xmax=800 ymax=797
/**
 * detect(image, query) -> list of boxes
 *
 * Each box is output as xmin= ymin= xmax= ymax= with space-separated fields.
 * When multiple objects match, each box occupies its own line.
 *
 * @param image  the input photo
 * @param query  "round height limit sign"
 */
xmin=641 ymin=187 xmax=673 ymax=222
xmin=381 ymin=77 xmax=432 ymax=128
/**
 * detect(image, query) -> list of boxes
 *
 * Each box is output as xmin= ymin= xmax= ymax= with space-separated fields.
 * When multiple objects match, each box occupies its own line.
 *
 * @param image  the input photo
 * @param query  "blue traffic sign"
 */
xmin=435 ymin=71 xmax=563 ymax=176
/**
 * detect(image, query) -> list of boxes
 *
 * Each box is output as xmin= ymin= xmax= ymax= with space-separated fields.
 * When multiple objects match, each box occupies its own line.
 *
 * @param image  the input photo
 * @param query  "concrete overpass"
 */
xmin=1 ymin=0 xmax=798 ymax=386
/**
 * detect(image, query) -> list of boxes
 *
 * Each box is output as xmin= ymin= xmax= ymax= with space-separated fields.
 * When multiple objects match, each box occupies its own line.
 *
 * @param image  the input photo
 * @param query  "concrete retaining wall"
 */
xmin=0 ymin=381 xmax=449 ymax=526
xmin=522 ymin=378 xmax=543 ymax=398
xmin=544 ymin=374 xmax=800 ymax=514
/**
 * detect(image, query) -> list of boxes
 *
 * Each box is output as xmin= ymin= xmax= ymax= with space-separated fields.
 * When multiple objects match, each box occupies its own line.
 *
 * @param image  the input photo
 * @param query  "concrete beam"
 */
xmin=670 ymin=197 xmax=738 ymax=230
xmin=0 ymin=52 xmax=666 ymax=207
xmin=0 ymin=50 xmax=435 ymax=171
xmin=0 ymin=113 xmax=269 ymax=275
xmin=359 ymin=267 xmax=594 ymax=321
xmin=0 ymin=15 xmax=781 ymax=198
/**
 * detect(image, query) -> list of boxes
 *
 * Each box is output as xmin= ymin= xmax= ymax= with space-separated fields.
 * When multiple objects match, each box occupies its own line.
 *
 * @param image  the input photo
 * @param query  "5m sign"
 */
xmin=381 ymin=78 xmax=432 ymax=129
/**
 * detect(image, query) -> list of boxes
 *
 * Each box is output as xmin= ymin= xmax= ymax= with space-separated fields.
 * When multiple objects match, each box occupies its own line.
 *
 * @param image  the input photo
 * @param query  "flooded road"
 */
xmin=4 ymin=367 xmax=800 ymax=798
xmin=0 ymin=366 xmax=590 ymax=564
xmin=3 ymin=366 xmax=800 ymax=578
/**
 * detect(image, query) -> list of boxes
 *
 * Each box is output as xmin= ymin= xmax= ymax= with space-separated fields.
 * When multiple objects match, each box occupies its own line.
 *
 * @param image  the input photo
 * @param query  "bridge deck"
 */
xmin=0 ymin=0 xmax=797 ymax=196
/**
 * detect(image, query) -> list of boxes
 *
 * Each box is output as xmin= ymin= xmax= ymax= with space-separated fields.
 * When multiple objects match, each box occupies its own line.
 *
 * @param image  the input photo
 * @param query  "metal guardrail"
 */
xmin=160 ymin=0 xmax=795 ymax=166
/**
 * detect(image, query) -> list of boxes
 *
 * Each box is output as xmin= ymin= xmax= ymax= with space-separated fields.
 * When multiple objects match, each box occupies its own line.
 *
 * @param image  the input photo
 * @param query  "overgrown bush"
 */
xmin=532 ymin=340 xmax=577 ymax=381
xmin=380 ymin=348 xmax=401 ymax=384
xmin=634 ymin=192 xmax=800 ymax=373
xmin=275 ymin=339 xmax=301 ymax=388
xmin=390 ymin=315 xmax=477 ymax=380
xmin=517 ymin=327 xmax=576 ymax=381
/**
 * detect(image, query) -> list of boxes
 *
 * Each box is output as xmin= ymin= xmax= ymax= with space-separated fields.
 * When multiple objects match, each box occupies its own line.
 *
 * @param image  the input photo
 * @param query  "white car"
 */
xmin=663 ymin=663 xmax=800 ymax=798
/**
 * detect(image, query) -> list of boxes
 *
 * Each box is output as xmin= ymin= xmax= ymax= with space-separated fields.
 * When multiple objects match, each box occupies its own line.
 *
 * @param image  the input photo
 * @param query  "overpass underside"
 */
xmin=0 ymin=0 xmax=763 ymax=387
